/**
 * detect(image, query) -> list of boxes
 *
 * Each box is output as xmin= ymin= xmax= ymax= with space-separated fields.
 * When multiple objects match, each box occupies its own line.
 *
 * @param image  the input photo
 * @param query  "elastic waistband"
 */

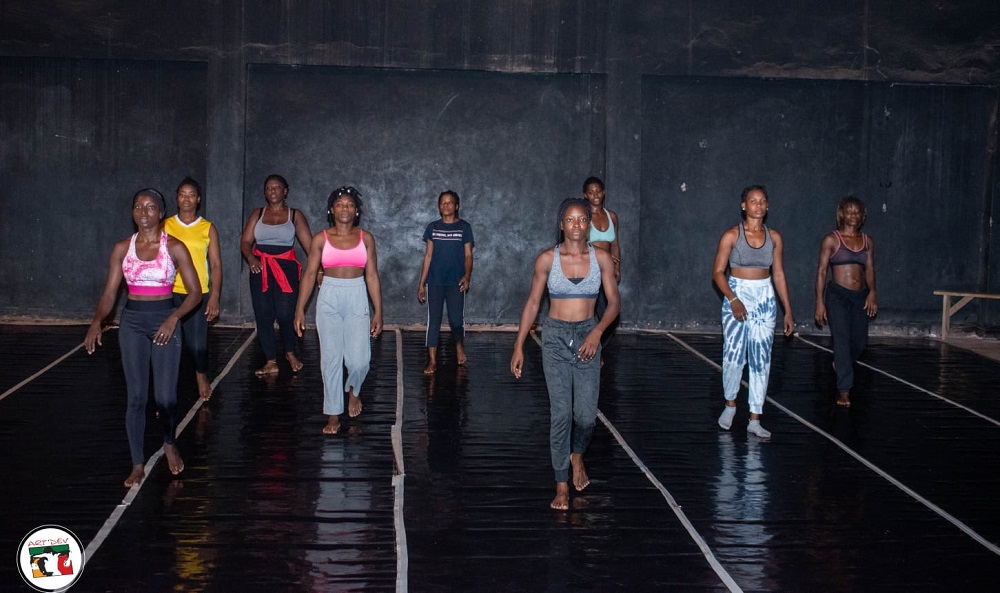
xmin=128 ymin=284 xmax=174 ymax=296
xmin=730 ymin=276 xmax=772 ymax=286
xmin=828 ymin=282 xmax=869 ymax=295
xmin=320 ymin=276 xmax=366 ymax=287
xmin=543 ymin=316 xmax=596 ymax=329
xmin=125 ymin=299 xmax=175 ymax=311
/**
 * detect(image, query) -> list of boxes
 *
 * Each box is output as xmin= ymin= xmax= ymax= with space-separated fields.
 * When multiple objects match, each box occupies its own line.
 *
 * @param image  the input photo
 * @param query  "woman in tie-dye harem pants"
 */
xmin=712 ymin=185 xmax=795 ymax=439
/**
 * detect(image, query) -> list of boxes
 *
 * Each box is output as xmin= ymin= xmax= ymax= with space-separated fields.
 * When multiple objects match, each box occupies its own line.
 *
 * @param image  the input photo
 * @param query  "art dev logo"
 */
xmin=16 ymin=525 xmax=85 ymax=592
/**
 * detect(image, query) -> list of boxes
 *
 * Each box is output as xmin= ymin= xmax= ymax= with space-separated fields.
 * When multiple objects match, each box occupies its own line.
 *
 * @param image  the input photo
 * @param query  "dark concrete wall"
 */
xmin=0 ymin=1 xmax=997 ymax=332
xmin=243 ymin=65 xmax=602 ymax=324
xmin=0 ymin=57 xmax=207 ymax=318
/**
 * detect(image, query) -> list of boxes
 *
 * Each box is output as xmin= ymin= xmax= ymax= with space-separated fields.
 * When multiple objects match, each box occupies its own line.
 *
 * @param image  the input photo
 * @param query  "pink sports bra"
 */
xmin=123 ymin=232 xmax=176 ymax=296
xmin=322 ymin=229 xmax=368 ymax=269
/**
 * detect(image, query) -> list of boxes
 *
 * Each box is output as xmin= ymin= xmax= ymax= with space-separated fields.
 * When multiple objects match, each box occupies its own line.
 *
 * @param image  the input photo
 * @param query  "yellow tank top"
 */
xmin=164 ymin=215 xmax=212 ymax=294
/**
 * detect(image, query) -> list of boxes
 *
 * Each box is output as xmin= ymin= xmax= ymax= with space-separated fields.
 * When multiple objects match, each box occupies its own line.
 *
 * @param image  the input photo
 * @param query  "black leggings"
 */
xmin=425 ymin=284 xmax=465 ymax=347
xmin=173 ymin=292 xmax=209 ymax=374
xmin=249 ymin=245 xmax=300 ymax=361
xmin=825 ymin=282 xmax=870 ymax=392
xmin=119 ymin=299 xmax=181 ymax=465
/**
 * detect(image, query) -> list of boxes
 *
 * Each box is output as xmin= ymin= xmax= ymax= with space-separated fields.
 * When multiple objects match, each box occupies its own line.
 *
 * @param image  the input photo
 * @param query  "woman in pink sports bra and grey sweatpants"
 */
xmin=295 ymin=186 xmax=383 ymax=436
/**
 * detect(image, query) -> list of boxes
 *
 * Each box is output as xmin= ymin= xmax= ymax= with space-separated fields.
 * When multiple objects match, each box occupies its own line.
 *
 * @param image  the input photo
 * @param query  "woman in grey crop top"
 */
xmin=711 ymin=185 xmax=794 ymax=440
xmin=239 ymin=174 xmax=313 ymax=376
xmin=510 ymin=198 xmax=620 ymax=511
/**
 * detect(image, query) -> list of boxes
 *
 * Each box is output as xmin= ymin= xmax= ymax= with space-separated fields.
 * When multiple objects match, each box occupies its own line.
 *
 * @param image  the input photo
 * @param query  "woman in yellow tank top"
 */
xmin=164 ymin=178 xmax=223 ymax=400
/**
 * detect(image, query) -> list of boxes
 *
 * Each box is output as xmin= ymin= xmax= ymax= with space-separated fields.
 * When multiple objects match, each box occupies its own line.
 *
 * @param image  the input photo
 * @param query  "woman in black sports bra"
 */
xmin=814 ymin=196 xmax=877 ymax=408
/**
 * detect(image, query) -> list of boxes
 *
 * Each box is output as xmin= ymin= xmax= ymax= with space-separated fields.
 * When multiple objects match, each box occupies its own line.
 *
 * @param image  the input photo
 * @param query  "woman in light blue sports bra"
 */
xmin=583 ymin=177 xmax=621 ymax=351
xmin=511 ymin=197 xmax=620 ymax=511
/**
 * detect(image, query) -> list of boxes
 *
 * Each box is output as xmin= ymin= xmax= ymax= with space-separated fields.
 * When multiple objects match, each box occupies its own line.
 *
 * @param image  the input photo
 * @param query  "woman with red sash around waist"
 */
xmin=295 ymin=186 xmax=383 ymax=435
xmin=84 ymin=188 xmax=202 ymax=488
xmin=240 ymin=174 xmax=313 ymax=376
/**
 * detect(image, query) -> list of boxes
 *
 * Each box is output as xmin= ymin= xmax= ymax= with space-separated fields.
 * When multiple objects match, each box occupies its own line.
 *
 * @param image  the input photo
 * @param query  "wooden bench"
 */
xmin=933 ymin=290 xmax=1000 ymax=339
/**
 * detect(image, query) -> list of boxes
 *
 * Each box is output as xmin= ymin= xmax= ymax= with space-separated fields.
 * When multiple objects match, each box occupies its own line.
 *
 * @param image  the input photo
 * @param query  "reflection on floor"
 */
xmin=1 ymin=325 xmax=999 ymax=592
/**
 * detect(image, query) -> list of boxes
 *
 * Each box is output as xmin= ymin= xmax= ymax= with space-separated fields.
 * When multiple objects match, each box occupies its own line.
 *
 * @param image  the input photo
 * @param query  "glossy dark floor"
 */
xmin=2 ymin=325 xmax=999 ymax=592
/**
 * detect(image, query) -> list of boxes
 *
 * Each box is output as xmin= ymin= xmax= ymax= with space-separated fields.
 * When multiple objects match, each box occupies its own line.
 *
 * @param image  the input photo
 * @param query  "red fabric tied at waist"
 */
xmin=253 ymin=247 xmax=301 ymax=293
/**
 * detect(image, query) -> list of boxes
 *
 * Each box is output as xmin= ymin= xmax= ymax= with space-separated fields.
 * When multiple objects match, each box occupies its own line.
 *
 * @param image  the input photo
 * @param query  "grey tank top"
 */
xmin=547 ymin=244 xmax=601 ymax=299
xmin=729 ymin=223 xmax=773 ymax=269
xmin=254 ymin=207 xmax=296 ymax=247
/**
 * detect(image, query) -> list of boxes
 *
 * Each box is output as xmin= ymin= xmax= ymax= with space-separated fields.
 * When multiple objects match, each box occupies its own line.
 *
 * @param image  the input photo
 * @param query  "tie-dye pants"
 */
xmin=721 ymin=276 xmax=776 ymax=415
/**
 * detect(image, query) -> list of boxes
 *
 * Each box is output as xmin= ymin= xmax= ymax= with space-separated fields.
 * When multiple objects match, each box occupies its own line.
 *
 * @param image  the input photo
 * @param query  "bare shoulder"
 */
xmin=111 ymin=237 xmax=131 ymax=258
xmin=535 ymin=246 xmax=555 ymax=269
xmin=594 ymin=247 xmax=613 ymax=265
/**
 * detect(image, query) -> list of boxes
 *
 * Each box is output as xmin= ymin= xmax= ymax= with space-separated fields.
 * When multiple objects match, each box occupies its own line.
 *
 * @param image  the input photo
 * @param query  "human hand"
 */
xmin=84 ymin=322 xmax=103 ymax=354
xmin=417 ymin=286 xmax=426 ymax=304
xmin=458 ymin=276 xmax=470 ymax=292
xmin=153 ymin=317 xmax=179 ymax=346
xmin=731 ymin=298 xmax=748 ymax=322
xmin=510 ymin=349 xmax=524 ymax=378
xmin=576 ymin=330 xmax=601 ymax=362
xmin=814 ymin=305 xmax=827 ymax=328
xmin=370 ymin=316 xmax=383 ymax=338
xmin=206 ymin=295 xmax=220 ymax=322
xmin=294 ymin=311 xmax=306 ymax=337
xmin=248 ymin=257 xmax=262 ymax=274
xmin=783 ymin=314 xmax=794 ymax=336
xmin=864 ymin=293 xmax=878 ymax=317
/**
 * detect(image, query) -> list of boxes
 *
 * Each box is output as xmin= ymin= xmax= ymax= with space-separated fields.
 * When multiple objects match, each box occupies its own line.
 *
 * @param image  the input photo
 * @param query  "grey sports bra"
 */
xmin=254 ymin=207 xmax=296 ymax=247
xmin=548 ymin=244 xmax=601 ymax=299
xmin=729 ymin=223 xmax=773 ymax=269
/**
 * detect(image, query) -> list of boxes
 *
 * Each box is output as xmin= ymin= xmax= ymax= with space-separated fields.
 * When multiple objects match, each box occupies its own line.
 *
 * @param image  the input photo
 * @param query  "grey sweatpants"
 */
xmin=316 ymin=277 xmax=371 ymax=416
xmin=542 ymin=316 xmax=601 ymax=483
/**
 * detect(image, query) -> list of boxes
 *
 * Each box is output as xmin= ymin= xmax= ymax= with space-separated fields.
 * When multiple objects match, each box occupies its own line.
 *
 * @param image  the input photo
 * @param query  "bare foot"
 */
xmin=550 ymin=482 xmax=570 ymax=510
xmin=836 ymin=392 xmax=851 ymax=407
xmin=456 ymin=342 xmax=467 ymax=366
xmin=196 ymin=372 xmax=213 ymax=401
xmin=348 ymin=394 xmax=363 ymax=417
xmin=322 ymin=415 xmax=340 ymax=434
xmin=423 ymin=363 xmax=436 ymax=375
xmin=163 ymin=443 xmax=185 ymax=476
xmin=285 ymin=352 xmax=303 ymax=373
xmin=124 ymin=464 xmax=145 ymax=488
xmin=255 ymin=360 xmax=279 ymax=376
xmin=570 ymin=453 xmax=590 ymax=491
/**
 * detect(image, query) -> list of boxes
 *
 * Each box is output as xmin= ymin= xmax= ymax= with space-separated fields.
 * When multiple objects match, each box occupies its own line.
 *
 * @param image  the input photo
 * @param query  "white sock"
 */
xmin=747 ymin=419 xmax=771 ymax=439
xmin=718 ymin=405 xmax=737 ymax=430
